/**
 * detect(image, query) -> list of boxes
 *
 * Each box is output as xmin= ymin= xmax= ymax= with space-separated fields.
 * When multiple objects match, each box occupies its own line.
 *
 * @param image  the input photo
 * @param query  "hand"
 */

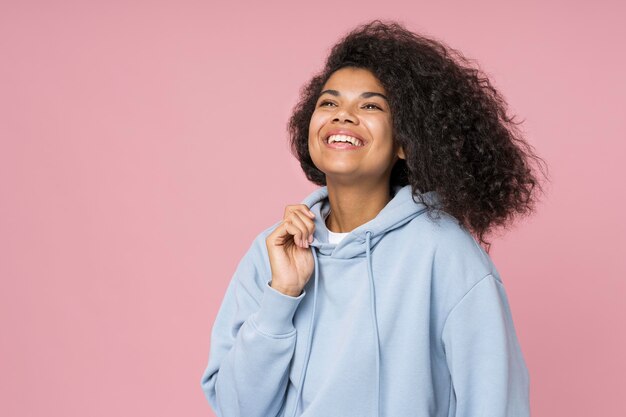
xmin=265 ymin=204 xmax=316 ymax=297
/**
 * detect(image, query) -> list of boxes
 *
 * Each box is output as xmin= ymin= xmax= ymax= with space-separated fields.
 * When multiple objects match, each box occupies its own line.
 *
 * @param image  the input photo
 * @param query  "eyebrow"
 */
xmin=319 ymin=89 xmax=388 ymax=101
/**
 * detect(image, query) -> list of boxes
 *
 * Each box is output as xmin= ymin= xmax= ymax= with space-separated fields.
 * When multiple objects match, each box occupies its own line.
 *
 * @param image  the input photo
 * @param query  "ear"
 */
xmin=396 ymin=145 xmax=406 ymax=160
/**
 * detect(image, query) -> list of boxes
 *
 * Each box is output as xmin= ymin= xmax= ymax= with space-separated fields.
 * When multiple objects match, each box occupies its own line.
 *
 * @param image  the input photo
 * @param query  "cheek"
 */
xmin=308 ymin=111 xmax=327 ymax=132
xmin=308 ymin=111 xmax=330 ymax=144
xmin=308 ymin=117 xmax=321 ymax=150
xmin=367 ymin=119 xmax=394 ymax=147
xmin=308 ymin=118 xmax=316 ymax=138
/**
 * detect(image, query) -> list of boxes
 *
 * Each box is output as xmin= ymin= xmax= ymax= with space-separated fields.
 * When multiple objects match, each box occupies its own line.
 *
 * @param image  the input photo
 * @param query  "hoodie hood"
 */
xmin=303 ymin=184 xmax=442 ymax=258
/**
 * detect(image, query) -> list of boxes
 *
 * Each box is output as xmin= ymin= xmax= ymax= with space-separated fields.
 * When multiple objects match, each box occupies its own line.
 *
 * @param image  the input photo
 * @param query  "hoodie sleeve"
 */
xmin=200 ymin=234 xmax=306 ymax=417
xmin=441 ymin=273 xmax=530 ymax=417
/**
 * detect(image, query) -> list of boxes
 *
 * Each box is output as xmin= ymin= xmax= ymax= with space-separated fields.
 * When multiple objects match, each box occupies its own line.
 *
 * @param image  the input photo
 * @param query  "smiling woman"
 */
xmin=200 ymin=19 xmax=548 ymax=417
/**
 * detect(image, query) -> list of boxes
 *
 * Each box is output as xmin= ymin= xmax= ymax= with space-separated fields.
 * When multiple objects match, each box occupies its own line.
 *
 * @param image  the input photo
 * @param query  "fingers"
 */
xmin=284 ymin=204 xmax=315 ymax=221
xmin=288 ymin=210 xmax=315 ymax=248
xmin=280 ymin=220 xmax=305 ymax=248
xmin=282 ymin=204 xmax=316 ymax=248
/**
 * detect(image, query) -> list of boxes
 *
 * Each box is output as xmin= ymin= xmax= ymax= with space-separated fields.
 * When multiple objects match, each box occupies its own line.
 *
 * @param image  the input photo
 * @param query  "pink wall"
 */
xmin=1 ymin=1 xmax=624 ymax=416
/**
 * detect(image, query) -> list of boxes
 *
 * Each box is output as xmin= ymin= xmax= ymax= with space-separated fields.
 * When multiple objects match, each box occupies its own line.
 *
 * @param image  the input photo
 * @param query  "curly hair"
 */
xmin=287 ymin=19 xmax=549 ymax=252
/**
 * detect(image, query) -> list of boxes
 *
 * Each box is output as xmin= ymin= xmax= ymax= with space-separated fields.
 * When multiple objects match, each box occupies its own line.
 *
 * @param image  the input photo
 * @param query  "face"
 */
xmin=308 ymin=66 xmax=405 ymax=185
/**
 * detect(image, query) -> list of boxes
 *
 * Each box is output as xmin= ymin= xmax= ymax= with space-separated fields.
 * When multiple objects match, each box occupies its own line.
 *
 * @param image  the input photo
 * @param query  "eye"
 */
xmin=319 ymin=100 xmax=336 ymax=107
xmin=363 ymin=103 xmax=382 ymax=110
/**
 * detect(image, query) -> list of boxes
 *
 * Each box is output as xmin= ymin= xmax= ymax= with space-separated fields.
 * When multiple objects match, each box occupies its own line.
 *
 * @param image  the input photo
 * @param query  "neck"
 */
xmin=325 ymin=180 xmax=393 ymax=233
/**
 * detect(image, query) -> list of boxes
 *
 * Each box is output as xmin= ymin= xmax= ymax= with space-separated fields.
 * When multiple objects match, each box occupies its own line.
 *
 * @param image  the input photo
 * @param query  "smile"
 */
xmin=324 ymin=134 xmax=364 ymax=149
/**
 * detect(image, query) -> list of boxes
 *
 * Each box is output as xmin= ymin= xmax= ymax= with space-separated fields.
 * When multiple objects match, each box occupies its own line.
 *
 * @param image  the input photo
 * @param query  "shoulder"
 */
xmin=239 ymin=219 xmax=283 ymax=275
xmin=408 ymin=209 xmax=501 ymax=286
xmin=225 ymin=220 xmax=283 ymax=298
xmin=251 ymin=219 xmax=283 ymax=255
xmin=406 ymin=210 xmax=508 ymax=318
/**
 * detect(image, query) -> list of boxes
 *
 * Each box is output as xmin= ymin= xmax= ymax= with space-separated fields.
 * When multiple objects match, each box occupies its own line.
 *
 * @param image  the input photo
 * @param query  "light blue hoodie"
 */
xmin=200 ymin=184 xmax=530 ymax=417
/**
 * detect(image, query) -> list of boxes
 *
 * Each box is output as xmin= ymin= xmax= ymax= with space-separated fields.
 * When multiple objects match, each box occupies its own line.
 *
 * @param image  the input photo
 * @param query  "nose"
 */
xmin=333 ymin=106 xmax=357 ymax=124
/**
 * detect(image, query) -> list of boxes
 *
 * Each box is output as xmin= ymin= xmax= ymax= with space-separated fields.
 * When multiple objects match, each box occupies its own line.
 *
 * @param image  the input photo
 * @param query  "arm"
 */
xmin=442 ymin=274 xmax=530 ymax=417
xmin=200 ymin=234 xmax=306 ymax=417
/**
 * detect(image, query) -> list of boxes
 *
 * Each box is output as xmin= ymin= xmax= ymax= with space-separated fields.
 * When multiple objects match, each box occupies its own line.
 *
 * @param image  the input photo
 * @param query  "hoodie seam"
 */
xmin=440 ymin=272 xmax=494 ymax=344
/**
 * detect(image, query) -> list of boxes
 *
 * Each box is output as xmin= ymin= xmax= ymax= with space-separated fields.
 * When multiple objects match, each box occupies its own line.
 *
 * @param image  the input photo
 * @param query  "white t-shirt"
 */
xmin=325 ymin=211 xmax=349 ymax=244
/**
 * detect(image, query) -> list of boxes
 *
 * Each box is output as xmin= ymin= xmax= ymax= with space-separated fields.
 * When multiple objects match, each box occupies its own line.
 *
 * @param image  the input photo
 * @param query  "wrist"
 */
xmin=270 ymin=281 xmax=302 ymax=297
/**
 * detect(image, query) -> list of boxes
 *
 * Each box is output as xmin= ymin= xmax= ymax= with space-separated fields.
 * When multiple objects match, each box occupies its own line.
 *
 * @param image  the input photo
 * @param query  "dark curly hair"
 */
xmin=288 ymin=19 xmax=549 ymax=252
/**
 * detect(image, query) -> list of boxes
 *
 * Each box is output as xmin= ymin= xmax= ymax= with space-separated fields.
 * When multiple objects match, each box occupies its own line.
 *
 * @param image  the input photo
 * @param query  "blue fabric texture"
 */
xmin=200 ymin=184 xmax=530 ymax=417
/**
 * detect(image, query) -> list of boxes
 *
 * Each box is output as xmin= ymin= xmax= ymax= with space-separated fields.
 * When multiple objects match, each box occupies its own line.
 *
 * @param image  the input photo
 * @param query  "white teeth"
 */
xmin=327 ymin=134 xmax=363 ymax=146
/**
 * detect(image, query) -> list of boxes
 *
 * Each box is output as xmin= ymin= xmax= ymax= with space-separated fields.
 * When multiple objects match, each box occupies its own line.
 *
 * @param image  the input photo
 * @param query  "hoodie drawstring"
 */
xmin=291 ymin=232 xmax=380 ymax=417
xmin=365 ymin=231 xmax=381 ymax=417
xmin=290 ymin=246 xmax=320 ymax=417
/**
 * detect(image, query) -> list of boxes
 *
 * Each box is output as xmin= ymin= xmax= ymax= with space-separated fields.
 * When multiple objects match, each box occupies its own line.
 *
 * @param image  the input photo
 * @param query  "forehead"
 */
xmin=322 ymin=67 xmax=386 ymax=94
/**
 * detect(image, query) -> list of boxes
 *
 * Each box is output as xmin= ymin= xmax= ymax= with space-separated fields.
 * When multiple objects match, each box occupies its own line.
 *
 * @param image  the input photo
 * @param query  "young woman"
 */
xmin=201 ymin=20 xmax=547 ymax=417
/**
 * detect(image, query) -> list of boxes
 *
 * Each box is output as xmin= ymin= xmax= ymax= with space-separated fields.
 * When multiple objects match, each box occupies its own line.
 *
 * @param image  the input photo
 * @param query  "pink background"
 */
xmin=1 ymin=1 xmax=624 ymax=416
